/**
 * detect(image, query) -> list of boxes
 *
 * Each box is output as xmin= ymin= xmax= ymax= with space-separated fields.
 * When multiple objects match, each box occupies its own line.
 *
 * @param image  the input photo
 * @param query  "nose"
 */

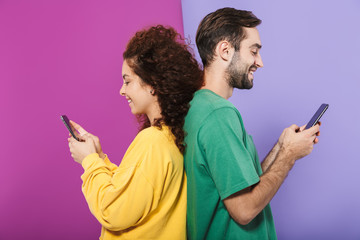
xmin=255 ymin=53 xmax=264 ymax=68
xmin=120 ymin=84 xmax=125 ymax=96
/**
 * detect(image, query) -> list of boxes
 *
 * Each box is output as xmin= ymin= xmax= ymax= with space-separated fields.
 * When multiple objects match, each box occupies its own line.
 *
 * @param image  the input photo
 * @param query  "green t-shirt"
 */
xmin=184 ymin=89 xmax=277 ymax=240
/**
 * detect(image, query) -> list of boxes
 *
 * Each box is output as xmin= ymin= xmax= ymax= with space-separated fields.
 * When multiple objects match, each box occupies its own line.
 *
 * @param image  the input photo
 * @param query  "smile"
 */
xmin=249 ymin=67 xmax=257 ymax=75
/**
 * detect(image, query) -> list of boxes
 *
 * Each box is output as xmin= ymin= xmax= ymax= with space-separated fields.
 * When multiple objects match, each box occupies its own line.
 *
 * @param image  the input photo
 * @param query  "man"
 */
xmin=184 ymin=8 xmax=321 ymax=239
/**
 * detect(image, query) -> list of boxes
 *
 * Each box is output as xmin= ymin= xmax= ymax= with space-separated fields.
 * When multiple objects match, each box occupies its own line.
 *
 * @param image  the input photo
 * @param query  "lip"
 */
xmin=249 ymin=67 xmax=257 ymax=76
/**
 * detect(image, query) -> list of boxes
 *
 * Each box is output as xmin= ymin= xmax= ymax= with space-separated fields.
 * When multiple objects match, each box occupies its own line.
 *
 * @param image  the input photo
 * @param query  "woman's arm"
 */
xmin=81 ymin=153 xmax=157 ymax=231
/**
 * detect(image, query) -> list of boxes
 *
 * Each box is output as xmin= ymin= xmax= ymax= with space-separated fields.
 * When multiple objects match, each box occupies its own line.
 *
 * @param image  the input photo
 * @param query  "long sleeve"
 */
xmin=79 ymin=126 xmax=186 ymax=240
xmin=81 ymin=153 xmax=157 ymax=231
xmin=102 ymin=154 xmax=118 ymax=173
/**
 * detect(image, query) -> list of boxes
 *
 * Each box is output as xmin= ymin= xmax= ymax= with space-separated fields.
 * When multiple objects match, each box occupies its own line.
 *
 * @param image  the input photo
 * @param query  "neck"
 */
xmin=201 ymin=66 xmax=234 ymax=99
xmin=147 ymin=102 xmax=162 ymax=125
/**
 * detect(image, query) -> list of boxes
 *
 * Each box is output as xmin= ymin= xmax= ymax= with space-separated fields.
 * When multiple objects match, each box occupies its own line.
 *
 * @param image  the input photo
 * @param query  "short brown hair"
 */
xmin=196 ymin=8 xmax=261 ymax=67
xmin=123 ymin=25 xmax=203 ymax=154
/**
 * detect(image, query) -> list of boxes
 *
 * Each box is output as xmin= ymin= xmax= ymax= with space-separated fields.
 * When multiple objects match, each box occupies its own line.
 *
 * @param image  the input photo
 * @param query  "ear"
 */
xmin=216 ymin=40 xmax=233 ymax=62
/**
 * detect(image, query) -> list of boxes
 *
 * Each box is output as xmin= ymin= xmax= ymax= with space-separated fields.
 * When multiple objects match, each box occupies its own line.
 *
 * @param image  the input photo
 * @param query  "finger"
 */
xmin=81 ymin=133 xmax=90 ymax=140
xmin=69 ymin=136 xmax=78 ymax=144
xmin=70 ymin=120 xmax=88 ymax=136
xmin=317 ymin=121 xmax=322 ymax=126
xmin=316 ymin=131 xmax=320 ymax=136
xmin=85 ymin=134 xmax=96 ymax=144
xmin=299 ymin=124 xmax=306 ymax=132
xmin=289 ymin=124 xmax=300 ymax=131
xmin=314 ymin=137 xmax=319 ymax=144
xmin=77 ymin=135 xmax=86 ymax=142
xmin=306 ymin=124 xmax=320 ymax=135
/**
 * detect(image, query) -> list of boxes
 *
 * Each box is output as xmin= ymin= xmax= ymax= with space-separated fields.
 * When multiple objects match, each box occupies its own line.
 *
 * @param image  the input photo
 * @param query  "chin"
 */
xmin=130 ymin=109 xmax=138 ymax=115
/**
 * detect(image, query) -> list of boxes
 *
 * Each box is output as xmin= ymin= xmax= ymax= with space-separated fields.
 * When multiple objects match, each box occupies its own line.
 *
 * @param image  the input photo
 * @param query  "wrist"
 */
xmin=275 ymin=141 xmax=281 ymax=150
xmin=278 ymin=146 xmax=296 ymax=167
xmin=99 ymin=152 xmax=106 ymax=160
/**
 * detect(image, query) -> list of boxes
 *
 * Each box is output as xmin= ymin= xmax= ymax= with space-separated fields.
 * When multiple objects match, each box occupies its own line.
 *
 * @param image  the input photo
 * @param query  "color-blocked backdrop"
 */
xmin=1 ymin=0 xmax=359 ymax=239
xmin=0 ymin=1 xmax=183 ymax=239
xmin=182 ymin=0 xmax=360 ymax=239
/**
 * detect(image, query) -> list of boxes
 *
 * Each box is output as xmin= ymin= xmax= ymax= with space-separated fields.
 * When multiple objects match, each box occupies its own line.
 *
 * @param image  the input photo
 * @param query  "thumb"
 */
xmin=70 ymin=120 xmax=88 ymax=136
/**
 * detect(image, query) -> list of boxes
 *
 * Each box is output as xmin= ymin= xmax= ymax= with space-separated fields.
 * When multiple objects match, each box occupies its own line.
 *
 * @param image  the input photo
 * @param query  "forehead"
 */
xmin=241 ymin=27 xmax=262 ymax=48
xmin=122 ymin=60 xmax=131 ymax=74
xmin=122 ymin=60 xmax=137 ymax=78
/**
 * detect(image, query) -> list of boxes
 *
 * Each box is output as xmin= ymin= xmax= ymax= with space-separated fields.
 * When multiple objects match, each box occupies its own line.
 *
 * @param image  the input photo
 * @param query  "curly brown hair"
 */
xmin=123 ymin=25 xmax=203 ymax=154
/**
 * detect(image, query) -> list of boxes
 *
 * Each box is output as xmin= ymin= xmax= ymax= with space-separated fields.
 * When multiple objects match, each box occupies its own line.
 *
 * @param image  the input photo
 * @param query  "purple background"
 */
xmin=1 ymin=0 xmax=359 ymax=239
xmin=0 ymin=0 xmax=184 ymax=239
xmin=182 ymin=0 xmax=360 ymax=239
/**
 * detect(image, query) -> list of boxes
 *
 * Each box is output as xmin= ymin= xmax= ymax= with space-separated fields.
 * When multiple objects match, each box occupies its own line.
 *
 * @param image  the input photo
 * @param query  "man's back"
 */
xmin=184 ymin=89 xmax=277 ymax=240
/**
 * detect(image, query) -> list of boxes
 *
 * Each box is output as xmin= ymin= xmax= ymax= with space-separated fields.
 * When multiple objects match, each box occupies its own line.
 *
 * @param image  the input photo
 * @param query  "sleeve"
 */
xmin=102 ymin=154 xmax=118 ymax=173
xmin=81 ymin=149 xmax=158 ymax=231
xmin=198 ymin=107 xmax=260 ymax=200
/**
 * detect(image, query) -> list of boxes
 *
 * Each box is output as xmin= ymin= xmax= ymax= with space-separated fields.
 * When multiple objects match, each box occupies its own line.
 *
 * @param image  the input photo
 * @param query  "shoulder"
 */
xmin=134 ymin=126 xmax=183 ymax=179
xmin=137 ymin=126 xmax=173 ymax=142
xmin=187 ymin=90 xmax=239 ymax=124
xmin=123 ymin=126 xmax=180 ymax=168
xmin=133 ymin=126 xmax=177 ymax=152
xmin=191 ymin=89 xmax=235 ymax=111
xmin=192 ymin=91 xmax=243 ymax=123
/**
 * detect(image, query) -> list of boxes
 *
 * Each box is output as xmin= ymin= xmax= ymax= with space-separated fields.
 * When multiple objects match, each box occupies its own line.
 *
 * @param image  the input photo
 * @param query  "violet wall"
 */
xmin=0 ymin=0 xmax=183 ymax=239
xmin=182 ymin=0 xmax=360 ymax=239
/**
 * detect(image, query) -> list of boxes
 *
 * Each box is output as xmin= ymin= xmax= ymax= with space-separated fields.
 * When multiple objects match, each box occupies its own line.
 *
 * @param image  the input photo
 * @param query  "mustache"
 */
xmin=249 ymin=65 xmax=257 ymax=71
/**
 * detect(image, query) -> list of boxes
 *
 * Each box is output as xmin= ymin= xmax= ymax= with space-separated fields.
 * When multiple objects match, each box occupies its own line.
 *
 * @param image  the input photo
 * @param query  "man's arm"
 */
xmin=223 ymin=124 xmax=320 ymax=225
xmin=261 ymin=142 xmax=280 ymax=172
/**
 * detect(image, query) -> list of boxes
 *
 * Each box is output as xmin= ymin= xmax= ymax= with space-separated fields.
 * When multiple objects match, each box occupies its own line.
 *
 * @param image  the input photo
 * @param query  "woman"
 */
xmin=67 ymin=25 xmax=203 ymax=239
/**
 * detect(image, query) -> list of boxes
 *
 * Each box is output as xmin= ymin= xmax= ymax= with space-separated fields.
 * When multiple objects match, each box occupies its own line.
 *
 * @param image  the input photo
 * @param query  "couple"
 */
xmin=67 ymin=8 xmax=321 ymax=240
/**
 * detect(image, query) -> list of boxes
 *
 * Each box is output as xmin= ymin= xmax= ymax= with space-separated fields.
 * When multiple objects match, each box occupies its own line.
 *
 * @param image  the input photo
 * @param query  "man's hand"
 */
xmin=278 ymin=123 xmax=321 ymax=163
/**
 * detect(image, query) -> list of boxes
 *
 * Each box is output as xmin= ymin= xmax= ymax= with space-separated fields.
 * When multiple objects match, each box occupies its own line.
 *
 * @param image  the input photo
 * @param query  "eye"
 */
xmin=124 ymin=81 xmax=129 ymax=86
xmin=251 ymin=50 xmax=258 ymax=56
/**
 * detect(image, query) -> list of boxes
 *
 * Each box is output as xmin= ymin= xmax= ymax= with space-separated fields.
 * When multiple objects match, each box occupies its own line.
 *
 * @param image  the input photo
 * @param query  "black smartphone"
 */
xmin=305 ymin=104 xmax=329 ymax=129
xmin=60 ymin=115 xmax=80 ymax=141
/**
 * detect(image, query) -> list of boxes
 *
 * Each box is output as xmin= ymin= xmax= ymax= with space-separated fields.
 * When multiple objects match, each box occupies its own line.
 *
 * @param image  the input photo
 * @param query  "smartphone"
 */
xmin=60 ymin=115 xmax=80 ymax=141
xmin=305 ymin=104 xmax=329 ymax=129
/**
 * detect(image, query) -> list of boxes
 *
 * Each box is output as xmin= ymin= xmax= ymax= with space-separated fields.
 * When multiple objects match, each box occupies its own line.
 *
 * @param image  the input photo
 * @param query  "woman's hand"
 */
xmin=70 ymin=120 xmax=106 ymax=159
xmin=68 ymin=134 xmax=97 ymax=164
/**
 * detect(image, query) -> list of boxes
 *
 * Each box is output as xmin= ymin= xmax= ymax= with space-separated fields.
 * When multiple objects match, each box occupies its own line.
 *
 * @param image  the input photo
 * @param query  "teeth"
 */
xmin=127 ymin=99 xmax=132 ymax=103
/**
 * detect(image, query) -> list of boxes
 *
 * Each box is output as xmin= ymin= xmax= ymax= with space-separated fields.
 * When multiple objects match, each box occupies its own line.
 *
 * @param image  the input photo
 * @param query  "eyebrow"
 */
xmin=250 ymin=43 xmax=262 ymax=49
xmin=122 ymin=74 xmax=129 ymax=80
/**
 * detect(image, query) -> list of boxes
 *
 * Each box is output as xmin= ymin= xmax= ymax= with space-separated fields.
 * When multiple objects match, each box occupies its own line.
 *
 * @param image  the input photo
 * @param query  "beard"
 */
xmin=226 ymin=52 xmax=254 ymax=90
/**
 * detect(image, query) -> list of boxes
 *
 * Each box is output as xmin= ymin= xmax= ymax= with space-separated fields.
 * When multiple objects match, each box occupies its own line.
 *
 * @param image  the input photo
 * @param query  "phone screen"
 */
xmin=305 ymin=104 xmax=329 ymax=129
xmin=60 ymin=115 xmax=80 ymax=141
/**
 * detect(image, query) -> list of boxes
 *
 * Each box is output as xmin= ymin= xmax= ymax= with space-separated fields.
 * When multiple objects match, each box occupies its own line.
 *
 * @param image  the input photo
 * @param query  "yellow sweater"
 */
xmin=81 ymin=126 xmax=186 ymax=240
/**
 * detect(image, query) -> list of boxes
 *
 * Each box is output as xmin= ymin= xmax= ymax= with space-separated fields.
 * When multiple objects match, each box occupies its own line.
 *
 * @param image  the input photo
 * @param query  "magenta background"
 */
xmin=0 ymin=0 xmax=184 ymax=239
xmin=182 ymin=0 xmax=360 ymax=239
